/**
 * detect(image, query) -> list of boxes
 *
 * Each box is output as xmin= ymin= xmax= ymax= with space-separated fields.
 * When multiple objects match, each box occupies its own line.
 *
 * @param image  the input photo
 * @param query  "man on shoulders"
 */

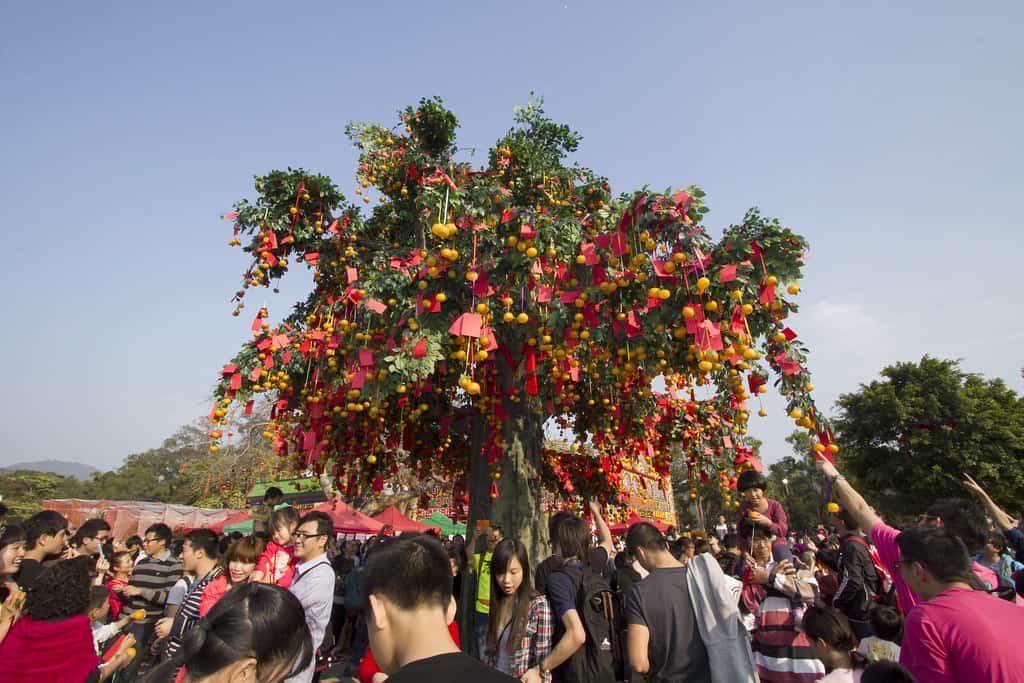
xmin=624 ymin=522 xmax=711 ymax=683
xmin=361 ymin=534 xmax=514 ymax=682
xmin=287 ymin=511 xmax=336 ymax=683
xmin=896 ymin=526 xmax=1024 ymax=682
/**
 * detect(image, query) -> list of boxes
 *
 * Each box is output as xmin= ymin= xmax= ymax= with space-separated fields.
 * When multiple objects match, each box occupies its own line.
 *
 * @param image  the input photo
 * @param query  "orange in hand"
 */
xmin=131 ymin=610 xmax=146 ymax=621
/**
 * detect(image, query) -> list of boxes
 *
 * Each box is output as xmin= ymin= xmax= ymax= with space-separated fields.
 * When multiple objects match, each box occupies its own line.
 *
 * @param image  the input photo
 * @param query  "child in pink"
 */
xmin=251 ymin=506 xmax=300 ymax=588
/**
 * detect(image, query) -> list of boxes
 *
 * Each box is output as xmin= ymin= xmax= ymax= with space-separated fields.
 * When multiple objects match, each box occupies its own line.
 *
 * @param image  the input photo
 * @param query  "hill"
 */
xmin=2 ymin=459 xmax=100 ymax=480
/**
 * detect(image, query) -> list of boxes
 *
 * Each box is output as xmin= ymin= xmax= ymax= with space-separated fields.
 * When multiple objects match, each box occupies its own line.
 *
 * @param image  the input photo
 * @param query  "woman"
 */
xmin=146 ymin=582 xmax=312 ymax=683
xmin=199 ymin=536 xmax=265 ymax=617
xmin=105 ymin=550 xmax=133 ymax=618
xmin=972 ymin=533 xmax=1024 ymax=586
xmin=741 ymin=527 xmax=824 ymax=683
xmin=801 ymin=606 xmax=869 ymax=682
xmin=488 ymin=539 xmax=552 ymax=682
xmin=1 ymin=525 xmax=26 ymax=646
xmin=0 ymin=555 xmax=136 ymax=682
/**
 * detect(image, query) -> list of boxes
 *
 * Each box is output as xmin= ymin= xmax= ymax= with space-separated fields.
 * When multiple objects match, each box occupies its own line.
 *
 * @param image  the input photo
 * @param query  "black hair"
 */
xmin=988 ymin=533 xmax=1007 ymax=554
xmin=88 ymin=585 xmax=111 ymax=614
xmin=125 ymin=535 xmax=142 ymax=549
xmin=694 ymin=539 xmax=711 ymax=555
xmin=817 ymin=549 xmax=840 ymax=573
xmin=800 ymin=606 xmax=868 ymax=670
xmin=923 ymin=498 xmax=988 ymax=554
xmin=862 ymin=660 xmax=918 ymax=683
xmin=298 ymin=511 xmax=333 ymax=538
xmin=552 ymin=515 xmax=591 ymax=562
xmin=487 ymin=539 xmax=536 ymax=656
xmin=737 ymin=470 xmax=768 ymax=493
xmin=148 ymin=582 xmax=312 ymax=682
xmin=833 ymin=506 xmax=859 ymax=532
xmin=0 ymin=524 xmax=25 ymax=551
xmin=868 ymin=605 xmax=902 ymax=642
xmin=895 ymin=526 xmax=972 ymax=583
xmin=146 ymin=523 xmax=173 ymax=546
xmin=78 ymin=518 xmax=110 ymax=540
xmin=717 ymin=552 xmax=739 ymax=577
xmin=185 ymin=528 xmax=220 ymax=559
xmin=23 ymin=510 xmax=68 ymax=550
xmin=360 ymin=534 xmax=451 ymax=611
xmin=625 ymin=522 xmax=668 ymax=555
xmin=271 ymin=506 xmax=301 ymax=533
xmin=110 ymin=550 xmax=132 ymax=571
xmin=547 ymin=510 xmax=575 ymax=556
xmin=264 ymin=486 xmax=284 ymax=502
xmin=25 ymin=556 xmax=93 ymax=621
xmin=722 ymin=532 xmax=739 ymax=550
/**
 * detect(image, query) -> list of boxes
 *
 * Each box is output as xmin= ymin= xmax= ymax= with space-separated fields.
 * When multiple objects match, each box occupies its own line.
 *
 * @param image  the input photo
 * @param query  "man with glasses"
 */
xmin=122 ymin=523 xmax=183 ymax=678
xmin=287 ymin=511 xmax=336 ymax=682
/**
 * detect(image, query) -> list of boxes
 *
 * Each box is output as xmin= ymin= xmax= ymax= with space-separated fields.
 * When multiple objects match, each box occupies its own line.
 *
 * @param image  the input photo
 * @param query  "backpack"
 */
xmin=846 ymin=536 xmax=893 ymax=604
xmin=555 ymin=563 xmax=623 ymax=683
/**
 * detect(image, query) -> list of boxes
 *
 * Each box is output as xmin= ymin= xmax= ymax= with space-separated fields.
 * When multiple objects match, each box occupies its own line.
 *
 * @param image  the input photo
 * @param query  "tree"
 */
xmin=0 ymin=470 xmax=80 ymax=521
xmin=835 ymin=356 xmax=1024 ymax=521
xmin=765 ymin=431 xmax=826 ymax=534
xmin=210 ymin=97 xmax=829 ymax=568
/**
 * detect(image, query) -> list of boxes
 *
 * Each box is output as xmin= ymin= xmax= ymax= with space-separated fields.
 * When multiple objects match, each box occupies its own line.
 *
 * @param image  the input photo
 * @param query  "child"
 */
xmin=87 ymin=586 xmax=132 ymax=654
xmin=736 ymin=469 xmax=792 ymax=561
xmin=857 ymin=605 xmax=902 ymax=663
xmin=801 ymin=606 xmax=869 ymax=682
xmin=251 ymin=506 xmax=300 ymax=587
xmin=105 ymin=550 xmax=133 ymax=618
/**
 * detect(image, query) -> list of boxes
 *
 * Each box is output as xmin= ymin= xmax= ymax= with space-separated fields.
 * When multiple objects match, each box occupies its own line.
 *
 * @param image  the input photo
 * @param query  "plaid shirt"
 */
xmin=489 ymin=593 xmax=553 ymax=679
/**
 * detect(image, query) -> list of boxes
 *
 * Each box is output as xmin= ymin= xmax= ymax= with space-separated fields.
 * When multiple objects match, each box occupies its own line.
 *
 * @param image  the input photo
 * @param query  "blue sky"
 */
xmin=1 ymin=1 xmax=1021 ymax=471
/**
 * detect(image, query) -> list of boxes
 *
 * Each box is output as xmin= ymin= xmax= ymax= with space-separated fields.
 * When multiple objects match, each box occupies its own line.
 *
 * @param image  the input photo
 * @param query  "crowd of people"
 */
xmin=2 ymin=463 xmax=1024 ymax=683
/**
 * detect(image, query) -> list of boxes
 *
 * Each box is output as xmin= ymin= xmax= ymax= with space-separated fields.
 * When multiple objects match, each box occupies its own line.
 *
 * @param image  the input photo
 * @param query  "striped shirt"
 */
xmin=164 ymin=566 xmax=222 ymax=661
xmin=749 ymin=568 xmax=825 ymax=683
xmin=123 ymin=550 xmax=184 ymax=622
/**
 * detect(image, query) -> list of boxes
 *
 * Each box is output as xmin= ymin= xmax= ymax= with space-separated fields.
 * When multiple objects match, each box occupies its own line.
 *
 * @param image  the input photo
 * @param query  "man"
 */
xmin=287 ymin=511 xmax=336 ymax=683
xmin=122 ymin=523 xmax=183 ymax=677
xmin=252 ymin=486 xmax=284 ymax=534
xmin=816 ymin=458 xmax=1011 ymax=611
xmin=71 ymin=518 xmax=111 ymax=556
xmin=469 ymin=522 xmax=504 ymax=658
xmin=896 ymin=526 xmax=1024 ymax=682
xmin=361 ymin=534 xmax=513 ymax=682
xmin=535 ymin=500 xmax=614 ymax=593
xmin=157 ymin=529 xmax=222 ymax=663
xmin=623 ymin=522 xmax=711 ymax=682
xmin=538 ymin=515 xmax=595 ymax=682
xmin=831 ymin=505 xmax=879 ymax=639
xmin=14 ymin=510 xmax=68 ymax=588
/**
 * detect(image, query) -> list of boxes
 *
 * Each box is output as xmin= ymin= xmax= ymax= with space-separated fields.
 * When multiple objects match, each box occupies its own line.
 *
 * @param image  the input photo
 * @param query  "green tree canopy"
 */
xmin=835 ymin=356 xmax=1024 ymax=521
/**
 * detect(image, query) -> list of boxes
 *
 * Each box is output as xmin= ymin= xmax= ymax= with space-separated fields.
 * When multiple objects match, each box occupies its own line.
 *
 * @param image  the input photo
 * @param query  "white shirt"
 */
xmin=286 ymin=553 xmax=334 ymax=683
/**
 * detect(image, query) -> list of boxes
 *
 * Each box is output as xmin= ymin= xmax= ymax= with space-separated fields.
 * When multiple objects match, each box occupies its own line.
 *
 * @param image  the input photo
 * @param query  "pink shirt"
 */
xmin=870 ymin=522 xmax=1011 ymax=612
xmin=900 ymin=587 xmax=1024 ymax=682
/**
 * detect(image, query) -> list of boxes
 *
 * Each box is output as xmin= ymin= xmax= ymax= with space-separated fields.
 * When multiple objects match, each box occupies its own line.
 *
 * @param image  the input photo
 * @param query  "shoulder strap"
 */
xmin=293 ymin=560 xmax=332 ymax=586
xmin=847 ymin=535 xmax=870 ymax=551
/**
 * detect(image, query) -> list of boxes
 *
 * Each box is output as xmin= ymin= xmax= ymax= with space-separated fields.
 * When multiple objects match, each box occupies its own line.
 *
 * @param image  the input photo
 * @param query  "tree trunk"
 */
xmin=460 ymin=340 xmax=549 ymax=655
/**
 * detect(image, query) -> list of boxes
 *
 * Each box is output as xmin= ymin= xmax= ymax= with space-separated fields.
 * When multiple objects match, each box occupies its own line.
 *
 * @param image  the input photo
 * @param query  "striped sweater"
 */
xmin=123 ymin=551 xmax=183 ymax=622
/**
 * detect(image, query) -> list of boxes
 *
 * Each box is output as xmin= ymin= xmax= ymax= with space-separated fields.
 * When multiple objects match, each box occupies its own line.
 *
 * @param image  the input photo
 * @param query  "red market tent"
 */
xmin=312 ymin=499 xmax=385 ymax=535
xmin=372 ymin=505 xmax=441 ymax=534
xmin=208 ymin=510 xmax=251 ymax=534
xmin=609 ymin=512 xmax=670 ymax=535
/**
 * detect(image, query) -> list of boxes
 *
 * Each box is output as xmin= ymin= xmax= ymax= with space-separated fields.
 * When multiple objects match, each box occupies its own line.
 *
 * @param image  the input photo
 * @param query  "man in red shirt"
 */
xmin=895 ymin=526 xmax=1024 ymax=682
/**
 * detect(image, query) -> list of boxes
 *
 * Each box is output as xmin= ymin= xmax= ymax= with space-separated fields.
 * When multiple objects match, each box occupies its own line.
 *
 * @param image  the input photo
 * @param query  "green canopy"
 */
xmin=224 ymin=519 xmax=254 ymax=534
xmin=418 ymin=511 xmax=466 ymax=536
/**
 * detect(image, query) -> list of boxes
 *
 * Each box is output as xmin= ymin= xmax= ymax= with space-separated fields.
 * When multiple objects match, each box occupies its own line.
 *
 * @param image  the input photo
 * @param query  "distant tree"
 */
xmin=835 ymin=356 xmax=1024 ymax=521
xmin=766 ymin=430 xmax=826 ymax=534
xmin=0 ymin=471 xmax=80 ymax=521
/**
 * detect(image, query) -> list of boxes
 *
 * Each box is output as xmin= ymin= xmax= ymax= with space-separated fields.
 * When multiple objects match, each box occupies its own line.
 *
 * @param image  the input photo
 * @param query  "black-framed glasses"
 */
xmin=293 ymin=532 xmax=326 ymax=541
xmin=143 ymin=537 xmax=161 ymax=544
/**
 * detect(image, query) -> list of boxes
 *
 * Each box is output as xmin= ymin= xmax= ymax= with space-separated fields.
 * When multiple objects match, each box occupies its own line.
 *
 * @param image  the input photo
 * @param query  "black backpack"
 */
xmin=555 ymin=563 xmax=623 ymax=683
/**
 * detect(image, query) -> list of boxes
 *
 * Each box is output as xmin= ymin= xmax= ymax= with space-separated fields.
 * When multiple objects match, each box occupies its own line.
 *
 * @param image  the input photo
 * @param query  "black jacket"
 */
xmin=833 ymin=533 xmax=878 ymax=621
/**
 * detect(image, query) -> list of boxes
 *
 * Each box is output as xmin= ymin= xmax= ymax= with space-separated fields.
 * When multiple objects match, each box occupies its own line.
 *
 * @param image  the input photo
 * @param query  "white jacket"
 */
xmin=686 ymin=553 xmax=759 ymax=683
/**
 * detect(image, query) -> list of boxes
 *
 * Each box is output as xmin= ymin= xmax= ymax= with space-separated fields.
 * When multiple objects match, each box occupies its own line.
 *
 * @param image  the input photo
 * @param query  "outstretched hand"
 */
xmin=963 ymin=473 xmax=986 ymax=498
